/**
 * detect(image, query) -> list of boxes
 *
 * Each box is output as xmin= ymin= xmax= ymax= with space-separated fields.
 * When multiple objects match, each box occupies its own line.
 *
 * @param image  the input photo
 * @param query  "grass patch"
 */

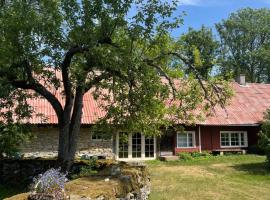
xmin=147 ymin=155 xmax=270 ymax=200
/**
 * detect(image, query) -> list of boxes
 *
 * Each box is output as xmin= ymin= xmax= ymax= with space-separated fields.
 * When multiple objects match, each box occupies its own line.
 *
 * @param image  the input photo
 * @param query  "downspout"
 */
xmin=199 ymin=125 xmax=202 ymax=153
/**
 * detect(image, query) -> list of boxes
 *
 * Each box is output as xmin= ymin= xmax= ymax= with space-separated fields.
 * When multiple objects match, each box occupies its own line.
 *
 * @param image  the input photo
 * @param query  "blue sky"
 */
xmin=173 ymin=0 xmax=270 ymax=37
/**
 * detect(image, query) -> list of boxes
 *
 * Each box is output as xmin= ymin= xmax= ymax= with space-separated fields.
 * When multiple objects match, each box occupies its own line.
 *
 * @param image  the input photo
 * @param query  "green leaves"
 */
xmin=177 ymin=26 xmax=219 ymax=79
xmin=216 ymin=8 xmax=270 ymax=83
xmin=0 ymin=123 xmax=32 ymax=158
xmin=0 ymin=0 xmax=231 ymax=140
xmin=259 ymin=109 xmax=270 ymax=167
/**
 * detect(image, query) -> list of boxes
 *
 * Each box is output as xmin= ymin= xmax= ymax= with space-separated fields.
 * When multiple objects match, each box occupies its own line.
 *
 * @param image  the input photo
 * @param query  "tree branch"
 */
xmin=84 ymin=68 xmax=128 ymax=93
xmin=144 ymin=58 xmax=177 ymax=98
xmin=61 ymin=41 xmax=119 ymax=98
xmin=168 ymin=52 xmax=228 ymax=112
xmin=61 ymin=46 xmax=89 ymax=104
xmin=11 ymin=80 xmax=63 ymax=119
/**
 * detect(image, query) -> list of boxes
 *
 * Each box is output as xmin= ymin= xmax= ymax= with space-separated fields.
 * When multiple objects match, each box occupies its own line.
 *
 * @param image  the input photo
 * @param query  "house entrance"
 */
xmin=160 ymin=132 xmax=175 ymax=156
xmin=116 ymin=132 xmax=156 ymax=160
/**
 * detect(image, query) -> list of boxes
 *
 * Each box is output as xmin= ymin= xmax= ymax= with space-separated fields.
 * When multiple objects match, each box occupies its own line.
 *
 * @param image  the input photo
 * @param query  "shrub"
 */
xmin=200 ymin=151 xmax=213 ymax=157
xmin=75 ymin=166 xmax=98 ymax=177
xmin=31 ymin=168 xmax=67 ymax=200
xmin=259 ymin=109 xmax=270 ymax=168
xmin=177 ymin=152 xmax=193 ymax=161
xmin=178 ymin=151 xmax=213 ymax=161
xmin=191 ymin=151 xmax=201 ymax=158
xmin=87 ymin=157 xmax=99 ymax=169
xmin=71 ymin=157 xmax=99 ymax=179
xmin=0 ymin=123 xmax=32 ymax=158
xmin=248 ymin=144 xmax=265 ymax=155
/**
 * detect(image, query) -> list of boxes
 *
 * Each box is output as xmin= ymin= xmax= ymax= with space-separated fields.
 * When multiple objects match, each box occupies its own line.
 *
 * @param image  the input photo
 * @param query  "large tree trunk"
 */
xmin=57 ymin=88 xmax=84 ymax=171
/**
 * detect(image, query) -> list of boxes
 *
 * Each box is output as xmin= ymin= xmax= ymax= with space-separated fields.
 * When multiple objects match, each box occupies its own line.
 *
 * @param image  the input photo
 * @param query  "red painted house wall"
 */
xmin=200 ymin=125 xmax=260 ymax=151
xmin=173 ymin=125 xmax=260 ymax=154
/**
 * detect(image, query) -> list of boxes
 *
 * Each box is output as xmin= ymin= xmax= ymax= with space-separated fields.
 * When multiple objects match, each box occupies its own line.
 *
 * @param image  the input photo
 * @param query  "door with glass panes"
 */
xmin=118 ymin=132 xmax=129 ymax=158
xmin=117 ymin=132 xmax=155 ymax=160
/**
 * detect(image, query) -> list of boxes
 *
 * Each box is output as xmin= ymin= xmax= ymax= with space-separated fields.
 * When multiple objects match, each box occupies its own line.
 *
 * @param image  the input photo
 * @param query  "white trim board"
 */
xmin=176 ymin=131 xmax=196 ymax=148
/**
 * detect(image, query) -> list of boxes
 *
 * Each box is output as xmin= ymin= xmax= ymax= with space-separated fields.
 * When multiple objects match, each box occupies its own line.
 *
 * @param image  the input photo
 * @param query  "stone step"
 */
xmin=159 ymin=156 xmax=179 ymax=161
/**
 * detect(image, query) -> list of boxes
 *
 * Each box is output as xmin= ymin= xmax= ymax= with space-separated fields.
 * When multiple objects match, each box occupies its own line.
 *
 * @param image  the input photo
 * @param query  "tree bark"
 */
xmin=57 ymin=87 xmax=84 ymax=171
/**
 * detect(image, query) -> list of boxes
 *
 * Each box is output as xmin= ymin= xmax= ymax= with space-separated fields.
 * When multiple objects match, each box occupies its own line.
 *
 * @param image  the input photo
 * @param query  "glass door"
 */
xmin=118 ymin=132 xmax=129 ymax=158
xmin=145 ymin=136 xmax=154 ymax=158
xmin=132 ymin=132 xmax=141 ymax=158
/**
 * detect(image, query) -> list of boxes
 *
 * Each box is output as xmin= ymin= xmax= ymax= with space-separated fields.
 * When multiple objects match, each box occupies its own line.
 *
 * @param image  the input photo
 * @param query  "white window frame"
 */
xmin=116 ymin=132 xmax=156 ymax=160
xmin=220 ymin=131 xmax=248 ymax=148
xmin=177 ymin=131 xmax=196 ymax=148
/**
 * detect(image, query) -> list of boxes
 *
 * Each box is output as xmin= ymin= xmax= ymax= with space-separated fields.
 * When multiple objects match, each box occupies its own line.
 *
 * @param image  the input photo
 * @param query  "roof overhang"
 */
xmin=197 ymin=123 xmax=261 ymax=127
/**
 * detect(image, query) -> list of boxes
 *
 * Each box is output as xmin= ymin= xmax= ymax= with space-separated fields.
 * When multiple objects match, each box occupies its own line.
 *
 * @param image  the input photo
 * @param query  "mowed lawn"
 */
xmin=147 ymin=155 xmax=270 ymax=200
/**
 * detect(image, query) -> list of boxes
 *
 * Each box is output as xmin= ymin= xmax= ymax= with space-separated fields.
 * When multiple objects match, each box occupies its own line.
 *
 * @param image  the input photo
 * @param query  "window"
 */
xmin=220 ymin=131 xmax=248 ymax=147
xmin=91 ymin=131 xmax=110 ymax=141
xmin=145 ymin=136 xmax=154 ymax=158
xmin=132 ymin=132 xmax=141 ymax=158
xmin=118 ymin=132 xmax=129 ymax=158
xmin=177 ymin=131 xmax=195 ymax=148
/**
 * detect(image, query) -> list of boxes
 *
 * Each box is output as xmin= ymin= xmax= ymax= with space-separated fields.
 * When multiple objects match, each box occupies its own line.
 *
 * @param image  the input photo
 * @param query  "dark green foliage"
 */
xmin=177 ymin=152 xmax=193 ymax=161
xmin=0 ymin=184 xmax=22 ymax=199
xmin=179 ymin=26 xmax=219 ymax=78
xmin=178 ymin=151 xmax=213 ymax=161
xmin=71 ymin=157 xmax=99 ymax=179
xmin=0 ymin=123 xmax=32 ymax=158
xmin=259 ymin=109 xmax=270 ymax=168
xmin=247 ymin=145 xmax=265 ymax=155
xmin=216 ymin=8 xmax=270 ymax=83
xmin=191 ymin=151 xmax=212 ymax=158
xmin=190 ymin=151 xmax=202 ymax=158
xmin=0 ymin=0 xmax=232 ymax=168
xmin=200 ymin=151 xmax=212 ymax=157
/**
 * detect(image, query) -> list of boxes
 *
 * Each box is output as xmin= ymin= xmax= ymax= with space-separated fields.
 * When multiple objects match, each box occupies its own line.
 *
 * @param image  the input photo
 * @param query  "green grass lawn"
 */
xmin=147 ymin=155 xmax=270 ymax=200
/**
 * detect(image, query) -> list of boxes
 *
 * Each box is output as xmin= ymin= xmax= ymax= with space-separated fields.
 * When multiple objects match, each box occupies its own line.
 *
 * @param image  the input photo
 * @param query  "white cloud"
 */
xmin=177 ymin=0 xmax=231 ymax=7
xmin=177 ymin=0 xmax=201 ymax=6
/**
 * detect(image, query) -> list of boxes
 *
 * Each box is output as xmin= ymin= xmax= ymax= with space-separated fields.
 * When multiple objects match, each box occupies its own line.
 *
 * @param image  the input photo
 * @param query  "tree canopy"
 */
xmin=0 ymin=0 xmax=231 ymax=169
xmin=216 ymin=8 xmax=270 ymax=83
xmin=178 ymin=26 xmax=219 ymax=79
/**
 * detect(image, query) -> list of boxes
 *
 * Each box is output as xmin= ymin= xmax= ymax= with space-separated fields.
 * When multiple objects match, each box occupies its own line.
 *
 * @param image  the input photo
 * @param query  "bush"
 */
xmin=71 ymin=157 xmax=99 ymax=179
xmin=248 ymin=145 xmax=265 ymax=155
xmin=177 ymin=152 xmax=193 ymax=161
xmin=31 ymin=168 xmax=67 ymax=200
xmin=190 ymin=151 xmax=201 ymax=158
xmin=259 ymin=109 xmax=270 ymax=168
xmin=0 ymin=123 xmax=32 ymax=158
xmin=200 ymin=151 xmax=213 ymax=157
xmin=178 ymin=151 xmax=213 ymax=161
xmin=75 ymin=166 xmax=98 ymax=177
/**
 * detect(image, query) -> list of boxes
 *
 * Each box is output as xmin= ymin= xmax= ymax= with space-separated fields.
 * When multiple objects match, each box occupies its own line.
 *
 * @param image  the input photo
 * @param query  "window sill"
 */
xmin=176 ymin=146 xmax=197 ymax=149
xmin=220 ymin=146 xmax=248 ymax=148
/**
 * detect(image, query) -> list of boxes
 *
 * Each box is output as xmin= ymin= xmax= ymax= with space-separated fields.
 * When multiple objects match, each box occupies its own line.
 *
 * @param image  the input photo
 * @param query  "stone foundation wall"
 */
xmin=20 ymin=127 xmax=114 ymax=159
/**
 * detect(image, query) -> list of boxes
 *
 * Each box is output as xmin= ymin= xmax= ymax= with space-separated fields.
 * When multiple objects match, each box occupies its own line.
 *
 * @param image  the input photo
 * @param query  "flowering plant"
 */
xmin=31 ymin=168 xmax=67 ymax=200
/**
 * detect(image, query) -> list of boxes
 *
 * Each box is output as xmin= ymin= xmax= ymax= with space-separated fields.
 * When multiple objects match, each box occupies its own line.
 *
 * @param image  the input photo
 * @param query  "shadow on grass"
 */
xmin=233 ymin=162 xmax=270 ymax=175
xmin=0 ymin=184 xmax=23 ymax=200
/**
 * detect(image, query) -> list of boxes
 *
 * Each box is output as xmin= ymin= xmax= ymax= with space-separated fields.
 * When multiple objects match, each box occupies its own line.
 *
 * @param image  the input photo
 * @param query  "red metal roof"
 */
xmin=23 ymin=81 xmax=270 ymax=126
xmin=200 ymin=82 xmax=270 ymax=125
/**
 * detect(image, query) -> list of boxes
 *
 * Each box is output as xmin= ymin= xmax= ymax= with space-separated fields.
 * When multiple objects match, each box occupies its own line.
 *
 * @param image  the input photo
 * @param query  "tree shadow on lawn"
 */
xmin=232 ymin=162 xmax=270 ymax=176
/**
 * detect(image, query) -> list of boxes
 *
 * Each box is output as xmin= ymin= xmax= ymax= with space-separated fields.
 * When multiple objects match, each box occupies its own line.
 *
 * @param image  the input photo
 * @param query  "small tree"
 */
xmin=0 ymin=123 xmax=31 ymax=158
xmin=0 ymin=0 xmax=232 ymax=170
xmin=259 ymin=109 xmax=270 ymax=167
